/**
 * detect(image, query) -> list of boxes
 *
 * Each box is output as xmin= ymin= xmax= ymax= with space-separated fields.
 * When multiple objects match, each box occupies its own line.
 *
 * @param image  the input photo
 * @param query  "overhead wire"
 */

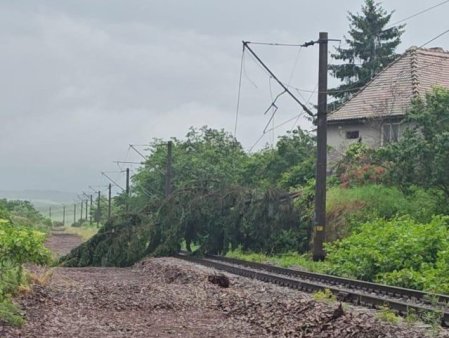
xmin=264 ymin=113 xmax=306 ymax=134
xmin=249 ymin=133 xmax=267 ymax=153
xmin=287 ymin=47 xmax=303 ymax=86
xmin=244 ymin=42 xmax=307 ymax=47
xmin=243 ymin=41 xmax=314 ymax=117
xmin=315 ymin=52 xmax=449 ymax=104
xmin=290 ymin=84 xmax=318 ymax=130
xmin=419 ymin=28 xmax=449 ymax=48
xmin=387 ymin=0 xmax=449 ymax=28
xmin=242 ymin=53 xmax=259 ymax=89
xmin=234 ymin=45 xmax=245 ymax=137
xmin=246 ymin=43 xmax=310 ymax=152
xmin=262 ymin=91 xmax=287 ymax=133
xmin=326 ymin=1 xmax=449 ymax=100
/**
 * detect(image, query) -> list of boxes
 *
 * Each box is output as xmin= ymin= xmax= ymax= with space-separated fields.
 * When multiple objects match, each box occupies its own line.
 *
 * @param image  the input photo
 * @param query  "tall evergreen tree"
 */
xmin=329 ymin=0 xmax=405 ymax=108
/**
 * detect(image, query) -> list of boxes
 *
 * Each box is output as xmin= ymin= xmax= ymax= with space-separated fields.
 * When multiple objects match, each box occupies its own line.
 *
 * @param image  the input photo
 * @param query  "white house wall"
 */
xmin=327 ymin=122 xmax=381 ymax=167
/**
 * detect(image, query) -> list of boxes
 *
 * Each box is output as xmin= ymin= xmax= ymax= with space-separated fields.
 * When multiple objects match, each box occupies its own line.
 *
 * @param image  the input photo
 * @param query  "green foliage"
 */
xmin=329 ymin=0 xmax=404 ymax=107
xmin=0 ymin=199 xmax=50 ymax=230
xmin=63 ymin=126 xmax=315 ymax=265
xmin=329 ymin=185 xmax=438 ymax=222
xmin=61 ymin=214 xmax=152 ymax=267
xmin=243 ymin=128 xmax=315 ymax=189
xmin=313 ymin=289 xmax=336 ymax=303
xmin=326 ymin=185 xmax=439 ymax=242
xmin=384 ymin=87 xmax=449 ymax=202
xmin=0 ymin=213 xmax=51 ymax=326
xmin=88 ymin=195 xmax=123 ymax=226
xmin=0 ymin=300 xmax=24 ymax=327
xmin=0 ymin=223 xmax=51 ymax=269
xmin=377 ymin=307 xmax=400 ymax=324
xmin=226 ymin=248 xmax=326 ymax=273
xmin=324 ymin=216 xmax=449 ymax=294
xmin=334 ymin=143 xmax=387 ymax=188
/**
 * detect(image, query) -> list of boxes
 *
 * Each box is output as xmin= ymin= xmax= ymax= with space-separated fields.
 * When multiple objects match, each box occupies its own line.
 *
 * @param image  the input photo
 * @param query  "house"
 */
xmin=327 ymin=46 xmax=449 ymax=164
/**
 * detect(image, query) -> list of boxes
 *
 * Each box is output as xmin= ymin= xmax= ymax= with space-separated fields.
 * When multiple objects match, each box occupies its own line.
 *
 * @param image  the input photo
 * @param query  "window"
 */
xmin=382 ymin=123 xmax=400 ymax=145
xmin=346 ymin=130 xmax=360 ymax=139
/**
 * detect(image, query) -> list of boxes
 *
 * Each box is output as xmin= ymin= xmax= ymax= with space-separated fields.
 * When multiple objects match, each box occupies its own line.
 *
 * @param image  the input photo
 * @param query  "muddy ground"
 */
xmin=0 ymin=233 xmax=447 ymax=337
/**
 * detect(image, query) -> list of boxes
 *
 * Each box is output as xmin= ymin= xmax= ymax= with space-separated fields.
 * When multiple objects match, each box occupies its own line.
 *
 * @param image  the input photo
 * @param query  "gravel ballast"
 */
xmin=1 ymin=234 xmax=447 ymax=337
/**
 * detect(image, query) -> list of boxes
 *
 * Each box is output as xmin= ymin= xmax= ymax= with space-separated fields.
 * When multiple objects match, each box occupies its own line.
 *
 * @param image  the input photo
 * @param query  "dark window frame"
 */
xmin=346 ymin=130 xmax=360 ymax=139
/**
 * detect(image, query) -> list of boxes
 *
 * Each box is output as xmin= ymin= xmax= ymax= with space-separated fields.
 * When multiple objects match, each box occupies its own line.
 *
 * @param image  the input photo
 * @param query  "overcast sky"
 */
xmin=1 ymin=0 xmax=448 ymax=193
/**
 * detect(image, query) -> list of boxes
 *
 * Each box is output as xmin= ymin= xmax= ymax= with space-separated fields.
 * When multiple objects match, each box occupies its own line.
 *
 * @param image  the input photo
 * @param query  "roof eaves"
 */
xmin=328 ymin=48 xmax=415 ymax=121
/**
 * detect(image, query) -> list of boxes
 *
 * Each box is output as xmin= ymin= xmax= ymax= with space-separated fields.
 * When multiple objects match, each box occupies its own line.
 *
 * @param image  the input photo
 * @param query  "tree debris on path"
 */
xmin=2 ymin=255 xmax=447 ymax=337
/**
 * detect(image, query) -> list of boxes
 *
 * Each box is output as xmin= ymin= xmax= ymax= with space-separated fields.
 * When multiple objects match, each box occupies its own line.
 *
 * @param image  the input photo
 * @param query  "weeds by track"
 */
xmin=175 ymin=252 xmax=449 ymax=326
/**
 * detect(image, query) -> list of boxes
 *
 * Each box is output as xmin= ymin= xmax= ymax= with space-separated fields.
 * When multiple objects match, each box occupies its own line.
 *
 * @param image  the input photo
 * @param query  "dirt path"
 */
xmin=1 ymin=233 xmax=447 ymax=337
xmin=45 ymin=233 xmax=84 ymax=256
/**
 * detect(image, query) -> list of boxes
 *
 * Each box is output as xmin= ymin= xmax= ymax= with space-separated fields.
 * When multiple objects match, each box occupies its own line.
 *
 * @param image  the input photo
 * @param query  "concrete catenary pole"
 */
xmin=312 ymin=32 xmax=328 ymax=261
xmin=90 ymin=195 xmax=93 ymax=224
xmin=96 ymin=191 xmax=101 ymax=227
xmin=108 ymin=183 xmax=112 ymax=220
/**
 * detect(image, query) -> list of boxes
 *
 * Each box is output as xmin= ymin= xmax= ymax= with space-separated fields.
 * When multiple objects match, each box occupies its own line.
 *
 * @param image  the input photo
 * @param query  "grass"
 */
xmin=63 ymin=226 xmax=98 ymax=241
xmin=376 ymin=306 xmax=400 ymax=324
xmin=225 ymin=248 xmax=326 ymax=273
xmin=313 ymin=288 xmax=336 ymax=303
xmin=0 ymin=300 xmax=24 ymax=327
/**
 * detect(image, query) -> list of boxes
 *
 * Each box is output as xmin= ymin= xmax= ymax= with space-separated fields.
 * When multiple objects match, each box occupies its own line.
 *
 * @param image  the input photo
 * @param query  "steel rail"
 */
xmin=175 ymin=253 xmax=449 ymax=326
xmin=204 ymin=254 xmax=449 ymax=306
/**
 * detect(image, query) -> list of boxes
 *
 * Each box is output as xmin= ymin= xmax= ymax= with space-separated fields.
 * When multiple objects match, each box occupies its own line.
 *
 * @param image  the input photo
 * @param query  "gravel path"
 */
xmin=1 ymin=233 xmax=448 ymax=337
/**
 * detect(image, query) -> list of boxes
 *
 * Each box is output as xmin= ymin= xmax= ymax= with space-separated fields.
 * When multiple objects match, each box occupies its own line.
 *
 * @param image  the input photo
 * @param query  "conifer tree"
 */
xmin=329 ymin=0 xmax=405 ymax=108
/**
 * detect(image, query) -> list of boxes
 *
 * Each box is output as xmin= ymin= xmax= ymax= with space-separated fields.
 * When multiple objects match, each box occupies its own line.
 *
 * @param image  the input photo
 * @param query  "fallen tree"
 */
xmin=60 ymin=187 xmax=306 ymax=267
xmin=60 ymin=214 xmax=154 ymax=267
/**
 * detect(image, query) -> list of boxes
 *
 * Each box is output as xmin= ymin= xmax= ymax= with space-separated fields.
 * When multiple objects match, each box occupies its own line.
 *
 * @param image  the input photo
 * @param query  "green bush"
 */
xmin=0 ymin=216 xmax=51 ymax=326
xmin=324 ymin=216 xmax=449 ymax=293
xmin=326 ymin=185 xmax=439 ymax=242
xmin=226 ymin=248 xmax=326 ymax=273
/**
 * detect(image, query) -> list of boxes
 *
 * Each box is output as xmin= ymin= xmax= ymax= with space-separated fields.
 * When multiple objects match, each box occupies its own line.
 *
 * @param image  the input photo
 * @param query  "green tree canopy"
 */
xmin=384 ymin=87 xmax=449 ymax=200
xmin=243 ymin=128 xmax=315 ymax=189
xmin=329 ymin=0 xmax=405 ymax=107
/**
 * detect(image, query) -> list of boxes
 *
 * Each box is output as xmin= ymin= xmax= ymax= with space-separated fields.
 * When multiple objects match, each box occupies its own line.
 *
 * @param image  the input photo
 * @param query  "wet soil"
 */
xmin=1 ymin=233 xmax=447 ymax=337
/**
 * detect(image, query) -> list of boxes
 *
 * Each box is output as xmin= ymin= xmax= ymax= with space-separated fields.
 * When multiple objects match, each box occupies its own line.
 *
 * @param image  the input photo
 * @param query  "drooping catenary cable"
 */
xmin=234 ymin=45 xmax=245 ymax=137
xmin=419 ymin=28 xmax=449 ymax=48
xmin=387 ymin=0 xmax=449 ymax=28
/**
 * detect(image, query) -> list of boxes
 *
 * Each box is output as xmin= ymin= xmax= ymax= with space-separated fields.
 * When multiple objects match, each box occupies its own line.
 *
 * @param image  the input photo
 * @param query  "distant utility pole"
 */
xmin=108 ymin=183 xmax=112 ymax=220
xmin=126 ymin=167 xmax=130 ymax=211
xmin=96 ymin=191 xmax=101 ymax=227
xmin=73 ymin=204 xmax=76 ymax=225
xmin=90 ymin=195 xmax=93 ymax=224
xmin=49 ymin=207 xmax=52 ymax=220
xmin=165 ymin=141 xmax=173 ymax=197
xmin=80 ymin=201 xmax=83 ymax=222
xmin=85 ymin=199 xmax=88 ymax=220
xmin=126 ymin=168 xmax=130 ymax=195
xmin=63 ymin=205 xmax=66 ymax=226
xmin=312 ymin=32 xmax=328 ymax=261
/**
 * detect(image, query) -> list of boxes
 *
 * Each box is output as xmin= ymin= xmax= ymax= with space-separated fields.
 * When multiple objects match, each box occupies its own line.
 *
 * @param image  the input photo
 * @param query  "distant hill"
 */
xmin=0 ymin=190 xmax=77 ymax=221
xmin=0 ymin=190 xmax=77 ymax=204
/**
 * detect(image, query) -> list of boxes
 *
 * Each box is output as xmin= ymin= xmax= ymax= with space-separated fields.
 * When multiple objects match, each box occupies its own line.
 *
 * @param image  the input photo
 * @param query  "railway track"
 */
xmin=175 ymin=252 xmax=449 ymax=326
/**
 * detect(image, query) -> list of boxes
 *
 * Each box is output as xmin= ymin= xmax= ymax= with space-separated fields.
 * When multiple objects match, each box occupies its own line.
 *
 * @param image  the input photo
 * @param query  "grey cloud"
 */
xmin=0 ymin=1 xmax=448 ymax=191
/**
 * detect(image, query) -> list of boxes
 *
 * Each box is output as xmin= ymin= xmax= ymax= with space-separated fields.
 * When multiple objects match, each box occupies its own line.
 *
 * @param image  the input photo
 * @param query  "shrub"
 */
xmin=325 ymin=185 xmax=439 ymax=242
xmin=0 ymin=216 xmax=51 ymax=326
xmin=324 ymin=216 xmax=449 ymax=293
xmin=334 ymin=143 xmax=387 ymax=188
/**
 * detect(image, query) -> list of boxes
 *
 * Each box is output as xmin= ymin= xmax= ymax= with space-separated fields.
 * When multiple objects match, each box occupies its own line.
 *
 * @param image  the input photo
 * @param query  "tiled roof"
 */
xmin=328 ymin=47 xmax=449 ymax=122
